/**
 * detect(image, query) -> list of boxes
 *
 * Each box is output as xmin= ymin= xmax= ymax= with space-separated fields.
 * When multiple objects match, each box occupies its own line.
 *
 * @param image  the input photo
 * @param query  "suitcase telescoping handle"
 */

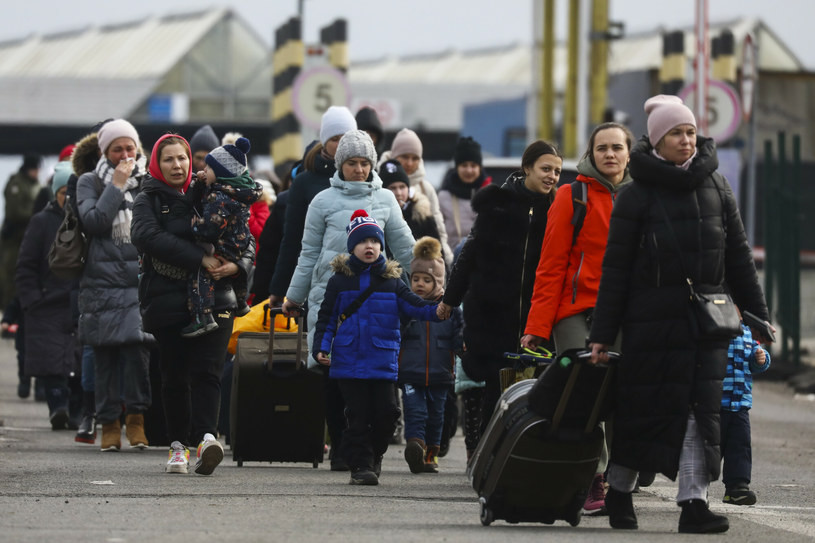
xmin=551 ymin=349 xmax=620 ymax=435
xmin=266 ymin=305 xmax=304 ymax=371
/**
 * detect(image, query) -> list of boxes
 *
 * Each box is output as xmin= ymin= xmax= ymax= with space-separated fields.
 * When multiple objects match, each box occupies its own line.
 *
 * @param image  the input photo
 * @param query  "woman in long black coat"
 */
xmin=439 ymin=140 xmax=560 ymax=436
xmin=15 ymin=161 xmax=81 ymax=429
xmin=588 ymin=95 xmax=771 ymax=534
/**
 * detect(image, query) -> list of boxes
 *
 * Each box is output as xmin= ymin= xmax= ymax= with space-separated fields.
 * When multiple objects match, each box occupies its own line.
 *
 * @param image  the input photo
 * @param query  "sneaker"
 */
xmin=50 ymin=408 xmax=70 ymax=431
xmin=423 ymin=445 xmax=440 ymax=473
xmin=404 ymin=439 xmax=426 ymax=474
xmin=606 ymin=487 xmax=638 ymax=530
xmin=180 ymin=313 xmax=219 ymax=338
xmin=349 ymin=469 xmax=379 ymax=486
xmin=583 ymin=473 xmax=607 ymax=514
xmin=678 ymin=499 xmax=729 ymax=533
xmin=74 ymin=413 xmax=97 ymax=444
xmin=194 ymin=433 xmax=224 ymax=475
xmin=166 ymin=441 xmax=190 ymax=474
xmin=723 ymin=487 xmax=757 ymax=506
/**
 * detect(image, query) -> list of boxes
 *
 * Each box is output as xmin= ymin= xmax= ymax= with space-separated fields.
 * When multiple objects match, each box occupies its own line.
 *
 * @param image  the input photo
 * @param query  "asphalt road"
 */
xmin=1 ymin=337 xmax=813 ymax=542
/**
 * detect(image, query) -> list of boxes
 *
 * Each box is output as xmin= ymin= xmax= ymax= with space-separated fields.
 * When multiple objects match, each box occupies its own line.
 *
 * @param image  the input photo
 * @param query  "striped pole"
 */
xmin=660 ymin=30 xmax=685 ymax=96
xmin=271 ymin=17 xmax=304 ymax=168
xmin=320 ymin=19 xmax=348 ymax=73
xmin=712 ymin=29 xmax=736 ymax=85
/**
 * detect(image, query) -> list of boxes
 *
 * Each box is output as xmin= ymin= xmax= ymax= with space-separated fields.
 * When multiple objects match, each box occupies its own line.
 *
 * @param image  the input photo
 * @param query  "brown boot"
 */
xmin=404 ymin=438 xmax=426 ymax=474
xmin=100 ymin=420 xmax=121 ymax=452
xmin=125 ymin=414 xmax=149 ymax=449
xmin=424 ymin=445 xmax=440 ymax=473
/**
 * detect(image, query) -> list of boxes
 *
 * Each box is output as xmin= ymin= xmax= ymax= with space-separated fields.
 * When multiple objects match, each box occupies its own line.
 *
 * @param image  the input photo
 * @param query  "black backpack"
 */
xmin=569 ymin=180 xmax=588 ymax=248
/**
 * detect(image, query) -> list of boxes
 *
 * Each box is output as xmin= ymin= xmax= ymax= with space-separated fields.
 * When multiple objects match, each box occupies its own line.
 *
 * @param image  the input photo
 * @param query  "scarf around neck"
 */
xmin=94 ymin=155 xmax=145 ymax=245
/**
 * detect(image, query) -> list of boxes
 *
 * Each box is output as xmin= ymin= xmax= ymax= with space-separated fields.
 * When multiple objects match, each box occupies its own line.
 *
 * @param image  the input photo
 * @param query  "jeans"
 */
xmin=401 ymin=383 xmax=448 ymax=446
xmin=337 ymin=379 xmax=400 ymax=471
xmin=94 ymin=343 xmax=151 ymax=424
xmin=153 ymin=311 xmax=232 ymax=446
xmin=720 ymin=408 xmax=752 ymax=489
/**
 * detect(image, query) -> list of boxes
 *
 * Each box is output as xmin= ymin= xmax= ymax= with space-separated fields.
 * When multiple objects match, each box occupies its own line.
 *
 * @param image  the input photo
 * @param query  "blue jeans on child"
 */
xmin=720 ymin=408 xmax=752 ymax=489
xmin=401 ymin=383 xmax=448 ymax=446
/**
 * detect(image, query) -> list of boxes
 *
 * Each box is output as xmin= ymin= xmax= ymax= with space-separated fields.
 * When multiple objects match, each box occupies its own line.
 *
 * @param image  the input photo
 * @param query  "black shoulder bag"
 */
xmin=653 ymin=192 xmax=740 ymax=341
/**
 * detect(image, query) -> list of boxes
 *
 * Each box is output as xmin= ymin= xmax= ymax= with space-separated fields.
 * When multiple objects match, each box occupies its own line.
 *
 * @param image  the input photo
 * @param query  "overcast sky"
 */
xmin=2 ymin=0 xmax=812 ymax=68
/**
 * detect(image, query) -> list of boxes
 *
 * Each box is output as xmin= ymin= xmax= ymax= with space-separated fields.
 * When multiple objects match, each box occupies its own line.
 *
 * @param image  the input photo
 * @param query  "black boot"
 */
xmin=678 ymin=499 xmax=729 ymax=534
xmin=605 ymin=487 xmax=638 ymax=530
xmin=74 ymin=391 xmax=97 ymax=444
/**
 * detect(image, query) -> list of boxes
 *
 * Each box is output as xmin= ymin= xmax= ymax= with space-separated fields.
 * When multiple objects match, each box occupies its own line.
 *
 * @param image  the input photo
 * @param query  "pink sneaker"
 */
xmin=583 ymin=473 xmax=607 ymax=514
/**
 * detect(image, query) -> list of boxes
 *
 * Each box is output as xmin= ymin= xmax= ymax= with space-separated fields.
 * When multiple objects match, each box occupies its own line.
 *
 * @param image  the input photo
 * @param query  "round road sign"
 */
xmin=679 ymin=79 xmax=742 ymax=143
xmin=292 ymin=66 xmax=351 ymax=130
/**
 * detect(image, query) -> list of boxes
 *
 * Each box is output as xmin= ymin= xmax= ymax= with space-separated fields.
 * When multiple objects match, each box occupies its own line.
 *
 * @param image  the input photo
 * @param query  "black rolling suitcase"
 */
xmin=229 ymin=308 xmax=325 ymax=468
xmin=467 ymin=349 xmax=617 ymax=527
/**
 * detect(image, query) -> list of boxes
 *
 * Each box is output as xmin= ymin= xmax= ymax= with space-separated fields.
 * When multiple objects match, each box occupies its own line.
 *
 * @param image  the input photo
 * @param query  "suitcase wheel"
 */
xmin=479 ymin=497 xmax=494 ymax=526
xmin=312 ymin=460 xmax=319 ymax=469
xmin=236 ymin=458 xmax=243 ymax=467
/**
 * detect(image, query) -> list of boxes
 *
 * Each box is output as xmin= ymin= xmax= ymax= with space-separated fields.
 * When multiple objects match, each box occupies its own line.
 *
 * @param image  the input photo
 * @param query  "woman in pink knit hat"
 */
xmin=379 ymin=128 xmax=452 ymax=265
xmin=587 ymin=95 xmax=773 ymax=534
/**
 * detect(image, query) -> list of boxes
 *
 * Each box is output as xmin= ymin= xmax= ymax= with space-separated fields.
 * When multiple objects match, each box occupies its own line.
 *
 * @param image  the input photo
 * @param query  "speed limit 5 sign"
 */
xmin=291 ymin=66 xmax=351 ymax=130
xmin=679 ymin=80 xmax=742 ymax=143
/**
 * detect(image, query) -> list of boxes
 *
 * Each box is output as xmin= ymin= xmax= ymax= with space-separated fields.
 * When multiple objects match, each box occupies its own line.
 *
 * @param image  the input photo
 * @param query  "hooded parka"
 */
xmin=588 ymin=136 xmax=768 ymax=481
xmin=443 ymin=173 xmax=553 ymax=382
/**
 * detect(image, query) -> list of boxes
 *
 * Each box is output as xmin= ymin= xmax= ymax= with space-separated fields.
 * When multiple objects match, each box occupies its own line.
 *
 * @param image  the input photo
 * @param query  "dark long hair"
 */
xmin=521 ymin=140 xmax=561 ymax=173
xmin=581 ymin=122 xmax=635 ymax=167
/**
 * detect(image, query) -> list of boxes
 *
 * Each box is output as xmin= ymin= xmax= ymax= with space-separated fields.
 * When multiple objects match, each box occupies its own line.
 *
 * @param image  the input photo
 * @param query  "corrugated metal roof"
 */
xmin=0 ymin=8 xmax=273 ymax=125
xmin=0 ymin=9 xmax=227 ymax=79
xmin=351 ymin=18 xmax=804 ymax=85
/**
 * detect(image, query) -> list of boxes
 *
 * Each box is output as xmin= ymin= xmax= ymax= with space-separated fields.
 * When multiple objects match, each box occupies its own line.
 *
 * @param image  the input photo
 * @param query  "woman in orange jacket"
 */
xmin=521 ymin=122 xmax=633 ymax=514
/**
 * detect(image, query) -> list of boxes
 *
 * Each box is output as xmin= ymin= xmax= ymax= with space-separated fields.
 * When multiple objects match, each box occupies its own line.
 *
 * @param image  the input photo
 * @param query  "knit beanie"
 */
xmin=206 ymin=137 xmax=251 ymax=178
xmin=335 ymin=130 xmax=377 ymax=172
xmin=346 ymin=209 xmax=385 ymax=253
xmin=454 ymin=136 xmax=483 ymax=166
xmin=411 ymin=236 xmax=446 ymax=299
xmin=644 ymin=95 xmax=697 ymax=147
xmin=58 ymin=144 xmax=76 ymax=162
xmin=390 ymin=128 xmax=423 ymax=158
xmin=190 ymin=124 xmax=220 ymax=154
xmin=319 ymin=106 xmax=357 ymax=145
xmin=97 ymin=118 xmax=140 ymax=155
xmin=379 ymin=159 xmax=410 ymax=189
xmin=51 ymin=161 xmax=73 ymax=195
xmin=355 ymin=107 xmax=384 ymax=145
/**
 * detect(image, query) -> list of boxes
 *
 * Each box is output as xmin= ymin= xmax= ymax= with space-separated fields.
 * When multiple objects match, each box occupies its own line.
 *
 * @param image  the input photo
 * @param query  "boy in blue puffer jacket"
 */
xmin=313 ymin=211 xmax=446 ymax=486
xmin=398 ymin=237 xmax=462 ymax=474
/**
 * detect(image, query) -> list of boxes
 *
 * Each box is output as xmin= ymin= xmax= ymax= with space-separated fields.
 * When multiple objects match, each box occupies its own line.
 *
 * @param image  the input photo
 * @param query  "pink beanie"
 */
xmin=390 ymin=128 xmax=423 ymax=158
xmin=97 ymin=119 xmax=140 ymax=155
xmin=644 ymin=95 xmax=697 ymax=147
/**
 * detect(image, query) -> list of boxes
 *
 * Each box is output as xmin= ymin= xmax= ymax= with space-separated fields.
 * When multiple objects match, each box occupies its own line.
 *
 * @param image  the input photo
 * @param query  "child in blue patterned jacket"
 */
xmin=313 ymin=211 xmax=445 ymax=486
xmin=720 ymin=318 xmax=771 ymax=506
xmin=398 ymin=237 xmax=462 ymax=474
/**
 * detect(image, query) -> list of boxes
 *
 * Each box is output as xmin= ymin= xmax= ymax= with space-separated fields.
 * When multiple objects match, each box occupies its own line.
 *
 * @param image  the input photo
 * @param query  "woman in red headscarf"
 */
xmin=131 ymin=134 xmax=255 ymax=477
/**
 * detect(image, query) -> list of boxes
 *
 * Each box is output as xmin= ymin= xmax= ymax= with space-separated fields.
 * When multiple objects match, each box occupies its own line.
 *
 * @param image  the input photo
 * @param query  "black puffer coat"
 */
xmin=131 ymin=177 xmax=256 ymax=333
xmin=443 ymin=173 xmax=553 ymax=382
xmin=15 ymin=201 xmax=80 ymax=377
xmin=589 ymin=136 xmax=768 ymax=481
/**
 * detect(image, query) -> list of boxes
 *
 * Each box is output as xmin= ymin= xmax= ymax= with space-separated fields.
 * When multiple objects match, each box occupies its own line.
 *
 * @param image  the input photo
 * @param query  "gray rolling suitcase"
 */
xmin=229 ymin=308 xmax=325 ymax=468
xmin=467 ymin=349 xmax=616 ymax=527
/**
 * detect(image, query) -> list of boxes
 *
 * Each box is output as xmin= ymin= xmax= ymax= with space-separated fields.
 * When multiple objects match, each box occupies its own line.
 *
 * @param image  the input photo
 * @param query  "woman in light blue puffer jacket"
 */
xmin=282 ymin=130 xmax=415 ymax=470
xmin=284 ymin=131 xmax=415 ymax=355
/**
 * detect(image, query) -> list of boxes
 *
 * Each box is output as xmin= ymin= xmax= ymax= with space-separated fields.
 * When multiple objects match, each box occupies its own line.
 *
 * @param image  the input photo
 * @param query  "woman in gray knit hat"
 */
xmin=281 ymin=130 xmax=416 ymax=474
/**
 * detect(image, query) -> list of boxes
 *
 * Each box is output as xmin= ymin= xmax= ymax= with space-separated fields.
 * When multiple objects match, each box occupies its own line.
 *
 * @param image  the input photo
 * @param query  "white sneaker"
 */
xmin=166 ymin=441 xmax=190 ymax=474
xmin=194 ymin=433 xmax=224 ymax=475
